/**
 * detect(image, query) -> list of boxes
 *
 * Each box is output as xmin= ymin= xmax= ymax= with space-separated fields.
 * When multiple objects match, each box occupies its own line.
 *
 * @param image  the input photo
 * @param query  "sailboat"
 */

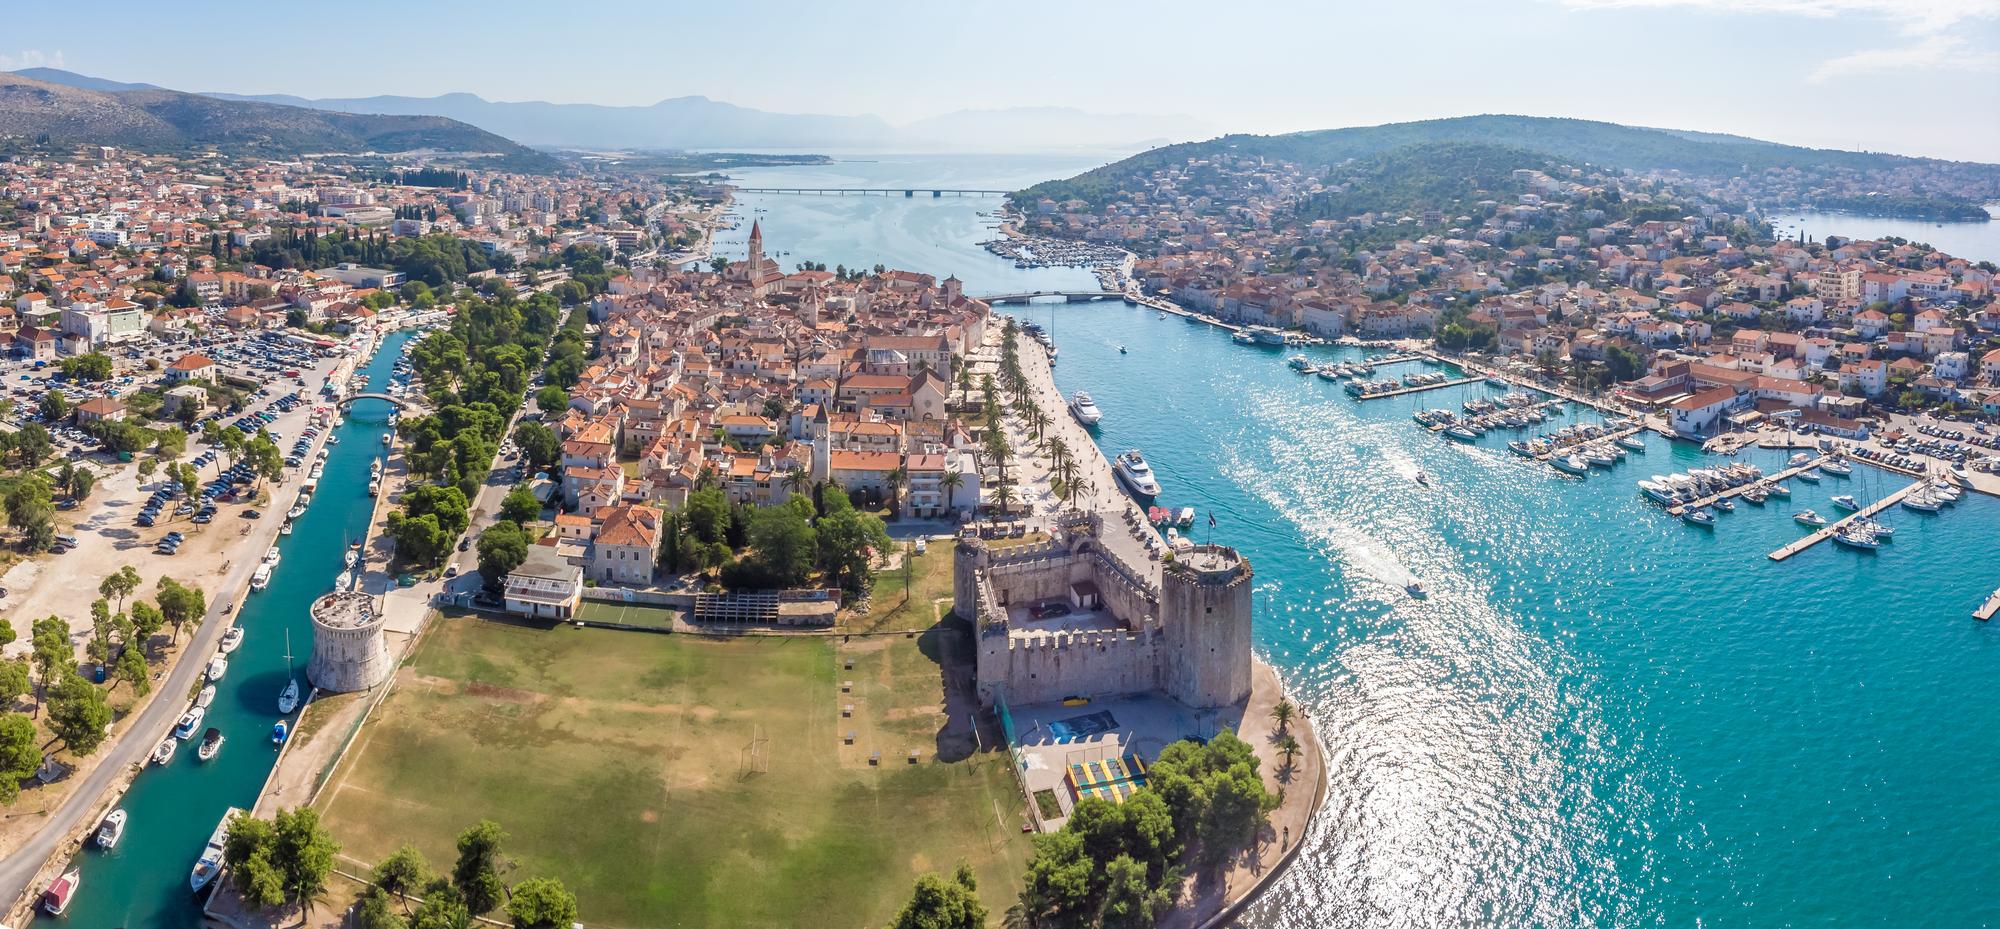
xmin=277 ymin=630 xmax=300 ymax=715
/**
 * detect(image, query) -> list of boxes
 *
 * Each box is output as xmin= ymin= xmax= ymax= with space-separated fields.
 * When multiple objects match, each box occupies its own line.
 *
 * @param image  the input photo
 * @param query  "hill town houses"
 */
xmin=1018 ymin=152 xmax=2000 ymax=437
xmin=0 ymin=146 xmax=705 ymax=349
xmin=551 ymin=224 xmax=989 ymax=550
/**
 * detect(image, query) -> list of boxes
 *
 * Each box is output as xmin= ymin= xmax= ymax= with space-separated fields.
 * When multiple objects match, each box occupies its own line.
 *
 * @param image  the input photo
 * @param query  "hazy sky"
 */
xmin=4 ymin=0 xmax=1997 ymax=160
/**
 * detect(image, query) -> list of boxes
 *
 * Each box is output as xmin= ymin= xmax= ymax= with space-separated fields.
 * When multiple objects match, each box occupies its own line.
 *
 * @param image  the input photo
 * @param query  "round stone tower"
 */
xmin=307 ymin=591 xmax=393 ymax=693
xmin=1160 ymin=545 xmax=1254 ymax=709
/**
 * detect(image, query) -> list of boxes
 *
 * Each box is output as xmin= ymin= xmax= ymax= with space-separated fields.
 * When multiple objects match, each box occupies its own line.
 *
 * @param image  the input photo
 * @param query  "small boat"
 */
xmin=1444 ymin=426 xmax=1479 ymax=442
xmin=1682 ymin=508 xmax=1716 ymax=527
xmin=206 ymin=655 xmax=229 ymax=683
xmin=277 ymin=631 xmax=300 ymax=715
xmin=1901 ymin=494 xmax=1941 ymax=513
xmin=272 ymin=720 xmax=289 ymax=745
xmin=95 ymin=808 xmax=127 ymax=849
xmin=344 ymin=549 xmax=359 ymax=569
xmin=381 ymin=434 xmax=392 ymax=446
xmin=40 ymin=866 xmax=79 ymax=915
xmin=1406 ymin=582 xmax=1427 ymax=599
xmin=1713 ymin=498 xmax=1735 ymax=512
xmin=219 ymin=625 xmax=243 ymax=654
xmin=1832 ymin=528 xmax=1880 ymax=550
xmin=1286 ymin=355 xmax=1313 ymax=372
xmin=329 ymin=433 xmax=339 ymax=445
xmin=1793 ymin=510 xmax=1826 ymax=527
xmin=174 ymin=706 xmax=206 ymax=740
xmin=1830 ymin=494 xmax=1859 ymax=511
xmin=1795 ymin=468 xmax=1821 ymax=484
xmin=197 ymin=727 xmax=224 ymax=762
xmin=1617 ymin=435 xmax=1646 ymax=452
xmin=263 ymin=547 xmax=282 ymax=565
xmin=195 ymin=684 xmax=217 ymax=709
xmin=1788 ymin=452 xmax=1811 ymax=467
xmin=251 ymin=563 xmax=273 ymax=591
xmin=1551 ymin=455 xmax=1590 ymax=476
xmin=1118 ymin=345 xmax=1128 ymax=354
xmin=1415 ymin=471 xmax=1429 ymax=487
xmin=1820 ymin=460 xmax=1853 ymax=476
xmin=1854 ymin=518 xmax=1895 ymax=538
xmin=152 ymin=737 xmax=177 ymax=766
xmin=191 ymin=809 xmax=244 ymax=892
xmin=287 ymin=504 xmax=306 ymax=520
xmin=280 ymin=521 xmax=293 ymax=536
xmin=1767 ymin=483 xmax=1791 ymax=498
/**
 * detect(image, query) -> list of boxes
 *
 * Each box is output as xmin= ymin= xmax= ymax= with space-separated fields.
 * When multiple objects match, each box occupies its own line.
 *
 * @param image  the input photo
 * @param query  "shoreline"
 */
xmin=991 ymin=323 xmax=1329 ymax=926
xmin=0 ymin=322 xmax=403 ymax=923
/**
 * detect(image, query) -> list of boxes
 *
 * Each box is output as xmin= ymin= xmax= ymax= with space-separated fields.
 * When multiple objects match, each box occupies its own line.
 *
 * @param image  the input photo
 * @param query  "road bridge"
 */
xmin=732 ymin=187 xmax=1010 ymax=197
xmin=977 ymin=290 xmax=1132 ymax=305
xmin=337 ymin=392 xmax=419 ymax=412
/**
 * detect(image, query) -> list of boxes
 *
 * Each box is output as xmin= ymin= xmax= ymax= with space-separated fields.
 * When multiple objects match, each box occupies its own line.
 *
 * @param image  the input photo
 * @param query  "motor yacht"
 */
xmin=196 ymin=684 xmax=217 ymax=709
xmin=174 ymin=706 xmax=206 ymax=740
xmin=1114 ymin=450 xmax=1163 ymax=498
xmin=152 ymin=737 xmax=177 ymax=766
xmin=1551 ymin=455 xmax=1590 ymax=476
xmin=1617 ymin=435 xmax=1646 ymax=453
xmin=219 ymin=625 xmax=243 ymax=654
xmin=40 ymin=867 xmax=79 ymax=916
xmin=1713 ymin=497 xmax=1735 ymax=512
xmin=1793 ymin=510 xmax=1826 ymax=527
xmin=1830 ymin=494 xmax=1859 ymax=511
xmin=206 ymin=655 xmax=229 ymax=683
xmin=95 ymin=809 xmax=127 ymax=849
xmin=1405 ymin=582 xmax=1428 ymax=599
xmin=198 ymin=727 xmax=225 ymax=762
xmin=1901 ymin=493 xmax=1941 ymax=513
xmin=1820 ymin=460 xmax=1853 ymax=476
xmin=1067 ymin=392 xmax=1103 ymax=426
xmin=1795 ymin=468 xmax=1821 ymax=484
xmin=1682 ymin=508 xmax=1716 ymax=527
xmin=191 ymin=809 xmax=245 ymax=893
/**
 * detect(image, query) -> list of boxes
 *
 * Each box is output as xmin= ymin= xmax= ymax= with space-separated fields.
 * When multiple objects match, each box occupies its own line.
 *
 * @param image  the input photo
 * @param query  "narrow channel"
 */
xmin=47 ymin=326 xmax=419 ymax=929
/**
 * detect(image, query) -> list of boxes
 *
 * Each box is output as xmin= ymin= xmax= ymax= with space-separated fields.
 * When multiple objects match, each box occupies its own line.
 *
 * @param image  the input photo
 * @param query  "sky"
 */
xmin=3 ymin=0 xmax=1997 ymax=161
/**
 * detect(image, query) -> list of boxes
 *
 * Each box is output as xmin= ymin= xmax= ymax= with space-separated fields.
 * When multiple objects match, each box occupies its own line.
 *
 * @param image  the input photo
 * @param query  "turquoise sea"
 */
xmin=721 ymin=153 xmax=2000 ymax=926
xmin=1770 ymin=205 xmax=2000 ymax=265
xmin=1034 ymin=306 xmax=2000 ymax=927
xmin=45 ymin=328 xmax=416 ymax=929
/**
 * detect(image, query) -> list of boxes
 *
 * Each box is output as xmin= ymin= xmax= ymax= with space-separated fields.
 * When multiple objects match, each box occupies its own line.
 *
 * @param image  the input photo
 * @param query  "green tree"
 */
xmin=274 ymin=806 xmax=341 ymax=919
xmin=476 ymin=521 xmax=532 ymax=592
xmin=47 ymin=671 xmax=112 ymax=755
xmin=100 ymin=565 xmax=143 ymax=614
xmin=1099 ymin=853 xmax=1175 ymax=929
xmin=387 ymin=512 xmax=454 ymax=568
xmin=5 ymin=477 xmax=55 ymax=552
xmin=499 ymin=486 xmax=542 ymax=524
xmin=129 ymin=600 xmax=165 ymax=652
xmin=886 ymin=863 xmax=986 ymax=929
xmin=225 ymin=813 xmax=287 ymax=909
xmin=114 ymin=643 xmax=149 ymax=696
xmin=533 ymin=386 xmax=569 ymax=416
xmin=736 ymin=497 xmax=816 ymax=588
xmin=373 ymin=843 xmax=432 ymax=912
xmin=354 ymin=886 xmax=410 ymax=929
xmin=505 ymin=876 xmax=579 ymax=929
xmin=29 ymin=615 xmax=72 ymax=709
xmin=452 ymin=820 xmax=507 ymax=914
xmin=1603 ymin=344 xmax=1644 ymax=383
xmin=0 ymin=658 xmax=30 ymax=707
xmin=412 ymin=878 xmax=471 ymax=929
xmin=0 ymin=713 xmax=41 ymax=803
xmin=816 ymin=490 xmax=894 ymax=592
xmin=683 ymin=487 xmax=730 ymax=545
xmin=154 ymin=578 xmax=207 ymax=644
xmin=38 ymin=390 xmax=69 ymax=423
xmin=1020 ymin=829 xmax=1095 ymax=927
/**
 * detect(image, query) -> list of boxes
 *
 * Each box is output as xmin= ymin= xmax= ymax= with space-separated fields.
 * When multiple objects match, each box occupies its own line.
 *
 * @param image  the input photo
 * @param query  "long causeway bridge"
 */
xmin=977 ymin=290 xmax=1131 ymax=305
xmin=733 ymin=187 xmax=1010 ymax=197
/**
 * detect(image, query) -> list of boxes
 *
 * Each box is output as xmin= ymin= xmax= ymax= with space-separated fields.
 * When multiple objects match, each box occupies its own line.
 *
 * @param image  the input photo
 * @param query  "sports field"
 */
xmin=574 ymin=597 xmax=678 ymax=629
xmin=316 ymin=617 xmax=1031 ymax=929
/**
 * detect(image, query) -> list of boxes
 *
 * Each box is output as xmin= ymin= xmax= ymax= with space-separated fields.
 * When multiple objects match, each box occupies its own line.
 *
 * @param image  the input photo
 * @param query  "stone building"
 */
xmin=306 ymin=591 xmax=393 ymax=693
xmin=952 ymin=513 xmax=1253 ymax=711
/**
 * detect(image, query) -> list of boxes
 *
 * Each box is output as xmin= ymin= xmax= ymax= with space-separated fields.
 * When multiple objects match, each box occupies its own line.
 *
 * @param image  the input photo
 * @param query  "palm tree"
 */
xmin=885 ymin=466 xmax=906 ymax=518
xmin=1278 ymin=733 xmax=1301 ymax=771
xmin=1271 ymin=698 xmax=1295 ymax=735
xmin=941 ymin=469 xmax=964 ymax=515
xmin=994 ymin=483 xmax=1016 ymax=517
xmin=780 ymin=467 xmax=809 ymax=499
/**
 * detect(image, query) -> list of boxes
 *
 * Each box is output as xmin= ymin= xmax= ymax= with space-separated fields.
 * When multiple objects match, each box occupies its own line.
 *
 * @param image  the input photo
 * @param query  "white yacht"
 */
xmin=95 ymin=809 xmax=127 ymax=850
xmin=219 ymin=626 xmax=243 ymax=654
xmin=191 ymin=808 xmax=246 ymax=893
xmin=1551 ymin=455 xmax=1590 ymax=476
xmin=1068 ymin=392 xmax=1103 ymax=426
xmin=1114 ymin=449 xmax=1163 ymax=498
xmin=1830 ymin=494 xmax=1859 ymax=511
xmin=205 ymin=655 xmax=229 ymax=683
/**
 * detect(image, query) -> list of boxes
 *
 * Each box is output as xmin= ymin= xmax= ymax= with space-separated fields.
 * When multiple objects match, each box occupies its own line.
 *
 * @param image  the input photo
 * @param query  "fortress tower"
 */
xmin=307 ymin=591 xmax=393 ymax=693
xmin=1159 ymin=545 xmax=1254 ymax=709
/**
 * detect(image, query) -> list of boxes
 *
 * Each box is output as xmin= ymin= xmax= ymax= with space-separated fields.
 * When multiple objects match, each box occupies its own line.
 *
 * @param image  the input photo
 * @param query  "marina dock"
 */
xmin=1665 ymin=456 xmax=1826 ymax=515
xmin=1766 ymin=479 xmax=1926 ymax=562
xmin=1974 ymin=587 xmax=2000 ymax=622
xmin=1535 ymin=424 xmax=1647 ymax=461
xmin=1355 ymin=375 xmax=1484 ymax=401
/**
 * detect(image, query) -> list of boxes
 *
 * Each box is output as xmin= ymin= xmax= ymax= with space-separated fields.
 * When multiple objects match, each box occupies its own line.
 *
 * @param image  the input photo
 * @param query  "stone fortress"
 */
xmin=307 ymin=590 xmax=394 ymax=693
xmin=953 ymin=512 xmax=1253 ymax=712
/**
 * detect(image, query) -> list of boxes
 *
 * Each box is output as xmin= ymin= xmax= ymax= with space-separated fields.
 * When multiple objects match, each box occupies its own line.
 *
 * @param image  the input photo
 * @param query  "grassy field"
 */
xmin=317 ymin=617 xmax=1030 ymax=929
xmin=574 ymin=598 xmax=678 ymax=629
xmin=848 ymin=545 xmax=956 ymax=634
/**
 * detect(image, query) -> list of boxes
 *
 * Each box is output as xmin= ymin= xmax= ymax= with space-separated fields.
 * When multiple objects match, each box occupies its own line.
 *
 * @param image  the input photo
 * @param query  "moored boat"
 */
xmin=1682 ymin=508 xmax=1716 ymax=527
xmin=40 ymin=866 xmax=79 ymax=915
xmin=95 ymin=808 xmax=128 ymax=849
xmin=1832 ymin=527 xmax=1881 ymax=550
xmin=1830 ymin=494 xmax=1859 ymax=511
xmin=1551 ymin=455 xmax=1590 ymax=476
xmin=191 ymin=808 xmax=245 ymax=892
xmin=1793 ymin=509 xmax=1826 ymax=527
xmin=152 ymin=737 xmax=177 ymax=766
xmin=1067 ymin=392 xmax=1103 ymax=426
xmin=205 ymin=655 xmax=229 ymax=683
xmin=197 ymin=727 xmax=224 ymax=762
xmin=1114 ymin=449 xmax=1163 ymax=498
xmin=174 ymin=706 xmax=206 ymax=740
xmin=219 ymin=625 xmax=243 ymax=654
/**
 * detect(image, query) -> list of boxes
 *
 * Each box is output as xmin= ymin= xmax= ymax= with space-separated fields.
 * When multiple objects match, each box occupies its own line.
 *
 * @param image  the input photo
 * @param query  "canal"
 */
xmin=45 ymin=326 xmax=418 ymax=929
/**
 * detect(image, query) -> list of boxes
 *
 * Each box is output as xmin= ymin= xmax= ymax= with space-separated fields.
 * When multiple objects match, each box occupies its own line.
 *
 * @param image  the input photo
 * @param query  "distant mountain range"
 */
xmin=1016 ymin=115 xmax=2000 ymax=217
xmin=0 ymin=70 xmax=557 ymax=170
xmin=12 ymin=69 xmax=1205 ymax=153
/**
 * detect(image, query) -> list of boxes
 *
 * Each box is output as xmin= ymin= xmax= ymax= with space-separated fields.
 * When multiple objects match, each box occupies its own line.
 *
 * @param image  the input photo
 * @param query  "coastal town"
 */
xmin=0 ymin=11 xmax=1993 ymax=926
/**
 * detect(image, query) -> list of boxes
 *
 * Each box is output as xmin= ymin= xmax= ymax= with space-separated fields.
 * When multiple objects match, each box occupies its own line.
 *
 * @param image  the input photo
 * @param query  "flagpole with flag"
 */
xmin=1206 ymin=510 xmax=1215 ymax=545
